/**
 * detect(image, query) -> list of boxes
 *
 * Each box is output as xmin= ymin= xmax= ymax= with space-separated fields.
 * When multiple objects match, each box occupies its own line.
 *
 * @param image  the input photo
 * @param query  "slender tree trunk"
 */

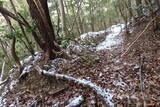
xmin=155 ymin=0 xmax=160 ymax=9
xmin=0 ymin=38 xmax=11 ymax=63
xmin=126 ymin=0 xmax=134 ymax=19
xmin=18 ymin=13 xmax=45 ymax=51
xmin=135 ymin=0 xmax=143 ymax=17
xmin=0 ymin=1 xmax=22 ymax=70
xmin=58 ymin=0 xmax=67 ymax=36
xmin=77 ymin=15 xmax=84 ymax=34
xmin=9 ymin=0 xmax=35 ymax=55
xmin=55 ymin=2 xmax=61 ymax=37
xmin=3 ymin=15 xmax=22 ymax=72
xmin=89 ymin=1 xmax=95 ymax=32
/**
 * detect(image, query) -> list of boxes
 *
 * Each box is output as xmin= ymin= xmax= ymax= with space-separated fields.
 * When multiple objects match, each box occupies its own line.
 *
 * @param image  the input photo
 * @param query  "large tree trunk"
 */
xmin=26 ymin=0 xmax=61 ymax=59
xmin=0 ymin=0 xmax=64 ymax=60
xmin=37 ymin=0 xmax=56 ymax=40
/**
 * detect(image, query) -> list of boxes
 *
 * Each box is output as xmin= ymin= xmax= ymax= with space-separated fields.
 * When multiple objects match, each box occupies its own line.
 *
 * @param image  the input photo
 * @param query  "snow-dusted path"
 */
xmin=80 ymin=23 xmax=125 ymax=51
xmin=96 ymin=24 xmax=125 ymax=50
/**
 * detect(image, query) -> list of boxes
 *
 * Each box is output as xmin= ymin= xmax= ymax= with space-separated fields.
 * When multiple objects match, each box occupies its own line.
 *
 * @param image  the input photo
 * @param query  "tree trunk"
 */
xmin=9 ymin=0 xmax=35 ymax=56
xmin=155 ymin=0 xmax=160 ymax=9
xmin=3 ymin=14 xmax=22 ymax=72
xmin=126 ymin=0 xmax=134 ymax=19
xmin=0 ymin=38 xmax=11 ymax=63
xmin=26 ymin=0 xmax=61 ymax=59
xmin=58 ymin=0 xmax=67 ymax=36
xmin=135 ymin=0 xmax=143 ymax=17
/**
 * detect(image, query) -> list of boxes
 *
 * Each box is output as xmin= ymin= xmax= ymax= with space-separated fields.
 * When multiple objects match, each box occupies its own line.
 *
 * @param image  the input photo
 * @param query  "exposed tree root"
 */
xmin=19 ymin=65 xmax=114 ymax=107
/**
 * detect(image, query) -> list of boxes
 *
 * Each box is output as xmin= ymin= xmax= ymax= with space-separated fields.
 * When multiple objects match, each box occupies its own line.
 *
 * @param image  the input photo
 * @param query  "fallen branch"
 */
xmin=34 ymin=66 xmax=114 ymax=107
xmin=19 ymin=65 xmax=114 ymax=106
xmin=121 ymin=14 xmax=159 ymax=57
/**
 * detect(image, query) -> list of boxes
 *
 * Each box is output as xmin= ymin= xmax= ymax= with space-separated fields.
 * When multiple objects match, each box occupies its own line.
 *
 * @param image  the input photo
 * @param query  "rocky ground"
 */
xmin=0 ymin=19 xmax=160 ymax=107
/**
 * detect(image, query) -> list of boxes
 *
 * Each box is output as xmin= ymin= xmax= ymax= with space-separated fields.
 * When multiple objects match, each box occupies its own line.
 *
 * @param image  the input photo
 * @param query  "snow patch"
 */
xmin=67 ymin=44 xmax=86 ymax=54
xmin=52 ymin=101 xmax=64 ymax=107
xmin=113 ymin=81 xmax=126 ymax=88
xmin=20 ymin=65 xmax=33 ymax=77
xmin=21 ymin=56 xmax=34 ymax=65
xmin=66 ymin=95 xmax=84 ymax=107
xmin=33 ymin=52 xmax=43 ymax=65
xmin=96 ymin=24 xmax=125 ymax=50
xmin=103 ymin=66 xmax=109 ymax=72
xmin=0 ymin=89 xmax=9 ymax=106
xmin=80 ymin=30 xmax=107 ymax=40
xmin=9 ymin=80 xmax=18 ymax=90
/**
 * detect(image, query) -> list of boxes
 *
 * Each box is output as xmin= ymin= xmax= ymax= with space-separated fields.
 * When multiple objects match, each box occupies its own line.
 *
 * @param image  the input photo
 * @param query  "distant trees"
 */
xmin=113 ymin=0 xmax=160 ymax=35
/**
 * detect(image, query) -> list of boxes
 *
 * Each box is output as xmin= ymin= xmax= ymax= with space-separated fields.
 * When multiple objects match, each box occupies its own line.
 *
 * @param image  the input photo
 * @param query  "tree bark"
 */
xmin=58 ymin=0 xmax=67 ymax=36
xmin=26 ymin=0 xmax=61 ymax=59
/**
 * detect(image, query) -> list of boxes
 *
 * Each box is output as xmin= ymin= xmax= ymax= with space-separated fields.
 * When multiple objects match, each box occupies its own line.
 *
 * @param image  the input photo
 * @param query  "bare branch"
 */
xmin=0 ymin=6 xmax=25 ymax=25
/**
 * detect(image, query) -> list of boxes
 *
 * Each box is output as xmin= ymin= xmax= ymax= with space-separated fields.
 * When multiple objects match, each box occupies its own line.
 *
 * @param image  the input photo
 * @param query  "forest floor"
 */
xmin=0 ymin=17 xmax=160 ymax=107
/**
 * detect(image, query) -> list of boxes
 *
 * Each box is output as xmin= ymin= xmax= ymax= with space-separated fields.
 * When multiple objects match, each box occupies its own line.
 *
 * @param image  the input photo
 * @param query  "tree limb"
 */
xmin=0 ymin=6 xmax=25 ymax=25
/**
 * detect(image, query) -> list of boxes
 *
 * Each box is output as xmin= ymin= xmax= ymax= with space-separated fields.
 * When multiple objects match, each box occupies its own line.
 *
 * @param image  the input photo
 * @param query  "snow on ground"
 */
xmin=66 ymin=95 xmax=84 ymax=107
xmin=80 ymin=23 xmax=125 ymax=51
xmin=9 ymin=80 xmax=18 ymax=90
xmin=19 ymin=65 xmax=33 ymax=78
xmin=80 ymin=29 xmax=108 ymax=40
xmin=20 ymin=56 xmax=34 ymax=65
xmin=96 ymin=24 xmax=125 ymax=50
xmin=0 ymin=91 xmax=8 ymax=106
